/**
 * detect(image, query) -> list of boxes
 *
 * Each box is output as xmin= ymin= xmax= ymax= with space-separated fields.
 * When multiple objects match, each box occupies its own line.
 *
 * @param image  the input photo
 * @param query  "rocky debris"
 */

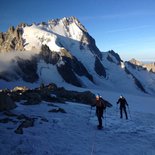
xmin=55 ymin=87 xmax=97 ymax=105
xmin=1 ymin=82 xmax=111 ymax=107
xmin=0 ymin=117 xmax=15 ymax=123
xmin=40 ymin=117 xmax=49 ymax=122
xmin=3 ymin=111 xmax=18 ymax=117
xmin=48 ymin=108 xmax=66 ymax=113
xmin=16 ymin=114 xmax=30 ymax=120
xmin=21 ymin=92 xmax=42 ymax=105
xmin=14 ymin=117 xmax=35 ymax=134
xmin=0 ymin=93 xmax=17 ymax=112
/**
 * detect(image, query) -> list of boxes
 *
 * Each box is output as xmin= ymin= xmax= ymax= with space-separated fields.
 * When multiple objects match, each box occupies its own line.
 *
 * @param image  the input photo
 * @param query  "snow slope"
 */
xmin=0 ymin=88 xmax=155 ymax=155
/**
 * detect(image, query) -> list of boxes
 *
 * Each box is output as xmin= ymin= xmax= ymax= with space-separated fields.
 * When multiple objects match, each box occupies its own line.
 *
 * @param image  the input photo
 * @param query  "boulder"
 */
xmin=0 ymin=93 xmax=17 ymax=112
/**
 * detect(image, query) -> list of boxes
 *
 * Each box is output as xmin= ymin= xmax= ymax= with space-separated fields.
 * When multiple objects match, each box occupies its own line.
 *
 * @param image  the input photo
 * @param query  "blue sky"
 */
xmin=0 ymin=0 xmax=155 ymax=61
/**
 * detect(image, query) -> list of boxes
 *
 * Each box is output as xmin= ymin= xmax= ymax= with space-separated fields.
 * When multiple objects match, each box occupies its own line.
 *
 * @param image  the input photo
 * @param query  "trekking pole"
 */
xmin=87 ymin=106 xmax=92 ymax=125
xmin=127 ymin=105 xmax=132 ymax=120
xmin=116 ymin=104 xmax=119 ymax=117
xmin=104 ymin=108 xmax=106 ymax=128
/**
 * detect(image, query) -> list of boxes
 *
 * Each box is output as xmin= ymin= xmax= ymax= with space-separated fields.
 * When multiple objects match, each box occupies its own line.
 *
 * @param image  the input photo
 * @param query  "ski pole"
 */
xmin=104 ymin=108 xmax=106 ymax=128
xmin=87 ymin=106 xmax=92 ymax=125
xmin=127 ymin=106 xmax=132 ymax=120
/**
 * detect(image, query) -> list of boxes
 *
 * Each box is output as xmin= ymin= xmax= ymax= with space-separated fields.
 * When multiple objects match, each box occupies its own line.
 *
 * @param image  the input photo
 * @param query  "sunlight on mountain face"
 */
xmin=120 ymin=62 xmax=125 ymax=69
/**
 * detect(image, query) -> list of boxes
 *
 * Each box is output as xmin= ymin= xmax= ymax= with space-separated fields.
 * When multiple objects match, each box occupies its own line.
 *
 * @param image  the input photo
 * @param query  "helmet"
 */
xmin=120 ymin=95 xmax=123 ymax=99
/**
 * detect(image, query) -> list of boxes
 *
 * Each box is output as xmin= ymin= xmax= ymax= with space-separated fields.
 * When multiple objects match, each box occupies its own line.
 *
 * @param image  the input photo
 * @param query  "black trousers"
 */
xmin=97 ymin=115 xmax=102 ymax=127
xmin=120 ymin=106 xmax=128 ymax=119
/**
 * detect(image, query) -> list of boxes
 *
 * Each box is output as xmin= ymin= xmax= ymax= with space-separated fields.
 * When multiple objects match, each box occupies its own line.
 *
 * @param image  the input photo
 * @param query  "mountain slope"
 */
xmin=0 ymin=17 xmax=155 ymax=95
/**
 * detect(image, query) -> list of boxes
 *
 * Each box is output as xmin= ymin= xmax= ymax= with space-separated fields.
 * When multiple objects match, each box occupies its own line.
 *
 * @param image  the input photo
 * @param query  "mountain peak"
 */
xmin=48 ymin=16 xmax=87 ymax=33
xmin=129 ymin=58 xmax=143 ymax=66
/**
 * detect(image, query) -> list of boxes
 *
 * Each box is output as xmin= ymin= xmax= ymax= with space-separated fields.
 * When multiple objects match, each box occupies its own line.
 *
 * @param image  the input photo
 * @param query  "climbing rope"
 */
xmin=90 ymin=128 xmax=97 ymax=155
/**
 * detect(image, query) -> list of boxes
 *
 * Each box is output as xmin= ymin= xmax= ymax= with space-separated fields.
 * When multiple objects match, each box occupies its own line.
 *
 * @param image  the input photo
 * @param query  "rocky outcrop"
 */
xmin=16 ymin=56 xmax=39 ymax=82
xmin=0 ymin=93 xmax=17 ymax=111
xmin=144 ymin=62 xmax=155 ymax=73
xmin=7 ymin=83 xmax=103 ymax=105
xmin=40 ymin=44 xmax=60 ymax=65
xmin=15 ymin=116 xmax=35 ymax=134
xmin=81 ymin=32 xmax=102 ymax=59
xmin=94 ymin=56 xmax=106 ymax=77
xmin=0 ymin=26 xmax=24 ymax=52
xmin=129 ymin=58 xmax=155 ymax=73
xmin=57 ymin=54 xmax=94 ymax=87
xmin=107 ymin=50 xmax=122 ymax=65
xmin=129 ymin=58 xmax=143 ymax=66
xmin=124 ymin=62 xmax=147 ymax=93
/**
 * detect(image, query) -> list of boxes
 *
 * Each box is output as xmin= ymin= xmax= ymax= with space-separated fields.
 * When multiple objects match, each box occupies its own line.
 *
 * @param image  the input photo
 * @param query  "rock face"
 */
xmin=94 ymin=56 xmax=106 ymax=77
xmin=16 ymin=57 xmax=39 ymax=82
xmin=0 ymin=93 xmax=17 ymax=111
xmin=144 ymin=63 xmax=155 ymax=72
xmin=0 ymin=26 xmax=25 ymax=52
xmin=57 ymin=54 xmax=94 ymax=87
xmin=129 ymin=58 xmax=155 ymax=73
xmin=8 ymin=83 xmax=100 ymax=105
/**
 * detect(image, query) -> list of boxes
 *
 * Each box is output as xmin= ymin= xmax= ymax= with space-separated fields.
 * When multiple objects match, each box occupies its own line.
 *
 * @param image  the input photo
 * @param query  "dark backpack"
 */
xmin=99 ymin=98 xmax=106 ymax=109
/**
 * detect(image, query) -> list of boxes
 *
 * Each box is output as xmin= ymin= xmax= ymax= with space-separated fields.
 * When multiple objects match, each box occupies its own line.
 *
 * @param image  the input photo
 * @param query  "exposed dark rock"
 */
xmin=22 ymin=92 xmax=42 ymax=105
xmin=17 ymin=114 xmax=29 ymax=120
xmin=40 ymin=44 xmax=60 ymax=65
xmin=94 ymin=56 xmax=106 ymax=77
xmin=71 ymin=56 xmax=94 ymax=83
xmin=0 ymin=71 xmax=19 ymax=81
xmin=124 ymin=63 xmax=147 ymax=93
xmin=15 ymin=117 xmax=35 ymax=134
xmin=40 ymin=117 xmax=49 ymax=122
xmin=107 ymin=54 xmax=115 ymax=63
xmin=57 ymin=49 xmax=94 ymax=87
xmin=57 ymin=58 xmax=82 ymax=87
xmin=81 ymin=32 xmax=102 ymax=59
xmin=0 ymin=118 xmax=13 ymax=123
xmin=108 ymin=50 xmax=122 ymax=64
xmin=3 ymin=111 xmax=18 ymax=117
xmin=0 ymin=93 xmax=17 ymax=112
xmin=54 ymin=87 xmax=96 ymax=105
xmin=48 ymin=108 xmax=66 ymax=113
xmin=16 ymin=56 xmax=39 ymax=82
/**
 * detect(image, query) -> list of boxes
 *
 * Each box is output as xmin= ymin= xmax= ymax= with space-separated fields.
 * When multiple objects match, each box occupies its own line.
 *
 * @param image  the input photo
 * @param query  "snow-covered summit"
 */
xmin=22 ymin=16 xmax=90 ymax=52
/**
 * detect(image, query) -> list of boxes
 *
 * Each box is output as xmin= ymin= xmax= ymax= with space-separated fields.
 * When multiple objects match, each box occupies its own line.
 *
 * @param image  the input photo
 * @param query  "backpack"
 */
xmin=100 ymin=98 xmax=106 ymax=109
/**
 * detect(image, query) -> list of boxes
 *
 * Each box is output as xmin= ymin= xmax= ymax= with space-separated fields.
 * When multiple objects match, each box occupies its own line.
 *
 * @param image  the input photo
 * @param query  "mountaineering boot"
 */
xmin=97 ymin=125 xmax=103 ymax=129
